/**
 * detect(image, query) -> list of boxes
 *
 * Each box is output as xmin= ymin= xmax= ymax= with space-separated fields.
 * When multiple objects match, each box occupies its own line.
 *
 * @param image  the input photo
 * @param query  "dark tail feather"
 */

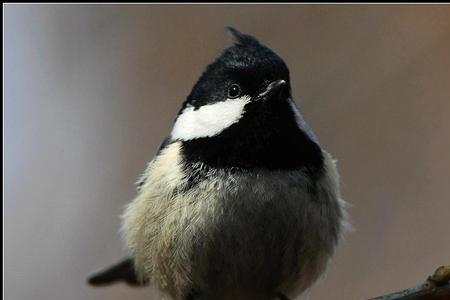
xmin=87 ymin=258 xmax=147 ymax=287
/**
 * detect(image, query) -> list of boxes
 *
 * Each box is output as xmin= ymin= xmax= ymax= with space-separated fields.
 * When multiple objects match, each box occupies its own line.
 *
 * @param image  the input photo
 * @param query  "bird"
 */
xmin=87 ymin=27 xmax=349 ymax=300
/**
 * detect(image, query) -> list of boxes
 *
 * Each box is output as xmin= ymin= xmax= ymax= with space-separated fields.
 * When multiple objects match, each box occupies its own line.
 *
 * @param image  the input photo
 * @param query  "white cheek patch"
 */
xmin=171 ymin=96 xmax=250 ymax=141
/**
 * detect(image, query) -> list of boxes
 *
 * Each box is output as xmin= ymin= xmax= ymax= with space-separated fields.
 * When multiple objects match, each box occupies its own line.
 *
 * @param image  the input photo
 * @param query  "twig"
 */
xmin=368 ymin=265 xmax=450 ymax=300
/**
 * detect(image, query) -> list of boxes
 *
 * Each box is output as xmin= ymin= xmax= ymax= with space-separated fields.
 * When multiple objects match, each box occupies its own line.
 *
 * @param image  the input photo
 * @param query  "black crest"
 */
xmin=226 ymin=26 xmax=260 ymax=47
xmin=182 ymin=27 xmax=291 ymax=110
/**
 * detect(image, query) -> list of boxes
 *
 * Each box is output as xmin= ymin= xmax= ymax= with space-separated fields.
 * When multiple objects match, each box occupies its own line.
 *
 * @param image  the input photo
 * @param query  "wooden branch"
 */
xmin=368 ymin=265 xmax=450 ymax=300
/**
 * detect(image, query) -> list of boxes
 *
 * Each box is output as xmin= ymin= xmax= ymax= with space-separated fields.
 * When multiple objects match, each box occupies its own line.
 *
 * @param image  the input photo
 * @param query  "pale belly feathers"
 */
xmin=122 ymin=141 xmax=348 ymax=300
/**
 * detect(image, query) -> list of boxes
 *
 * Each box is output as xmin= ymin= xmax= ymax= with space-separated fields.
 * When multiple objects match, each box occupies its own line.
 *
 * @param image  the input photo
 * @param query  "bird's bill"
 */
xmin=256 ymin=79 xmax=287 ymax=101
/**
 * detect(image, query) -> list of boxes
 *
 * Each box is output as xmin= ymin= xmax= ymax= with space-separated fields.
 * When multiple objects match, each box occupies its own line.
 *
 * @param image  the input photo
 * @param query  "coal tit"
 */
xmin=88 ymin=27 xmax=348 ymax=300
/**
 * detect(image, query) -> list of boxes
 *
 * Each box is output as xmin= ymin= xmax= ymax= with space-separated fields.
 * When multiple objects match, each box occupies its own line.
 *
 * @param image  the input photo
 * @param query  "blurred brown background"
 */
xmin=4 ymin=4 xmax=450 ymax=300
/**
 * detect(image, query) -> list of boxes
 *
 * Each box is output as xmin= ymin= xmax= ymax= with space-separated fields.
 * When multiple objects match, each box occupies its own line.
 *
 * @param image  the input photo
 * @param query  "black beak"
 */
xmin=256 ymin=80 xmax=287 ymax=101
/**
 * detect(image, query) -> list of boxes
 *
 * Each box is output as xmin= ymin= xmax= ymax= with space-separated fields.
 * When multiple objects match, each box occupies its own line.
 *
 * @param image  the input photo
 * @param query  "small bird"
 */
xmin=88 ymin=27 xmax=348 ymax=300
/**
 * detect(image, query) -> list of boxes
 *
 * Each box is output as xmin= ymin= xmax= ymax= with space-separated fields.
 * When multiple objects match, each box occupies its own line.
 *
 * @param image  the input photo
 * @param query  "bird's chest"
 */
xmin=122 ymin=142 xmax=345 ymax=297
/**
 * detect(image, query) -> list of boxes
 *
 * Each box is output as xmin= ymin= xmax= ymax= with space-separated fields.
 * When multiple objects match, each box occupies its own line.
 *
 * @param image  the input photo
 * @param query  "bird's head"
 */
xmin=170 ymin=27 xmax=321 ymax=171
xmin=171 ymin=27 xmax=294 ymax=141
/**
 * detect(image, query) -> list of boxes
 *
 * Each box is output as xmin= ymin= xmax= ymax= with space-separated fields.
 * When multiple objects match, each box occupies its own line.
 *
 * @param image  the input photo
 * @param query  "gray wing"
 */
xmin=88 ymin=139 xmax=173 ymax=287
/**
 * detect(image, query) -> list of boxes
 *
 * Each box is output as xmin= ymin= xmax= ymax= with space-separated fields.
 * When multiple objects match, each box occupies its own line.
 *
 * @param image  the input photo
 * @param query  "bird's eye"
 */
xmin=228 ymin=84 xmax=241 ymax=99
